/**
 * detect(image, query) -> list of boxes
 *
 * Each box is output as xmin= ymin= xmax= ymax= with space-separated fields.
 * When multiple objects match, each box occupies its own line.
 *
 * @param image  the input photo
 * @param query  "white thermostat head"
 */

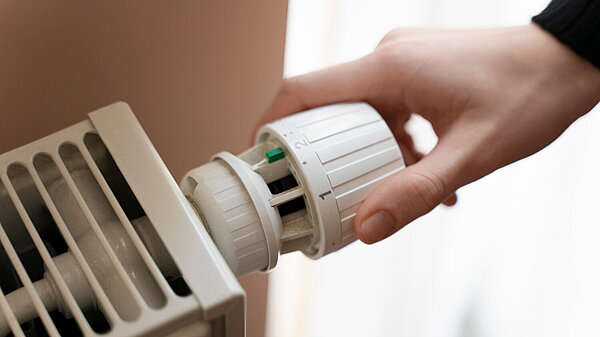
xmin=183 ymin=103 xmax=405 ymax=275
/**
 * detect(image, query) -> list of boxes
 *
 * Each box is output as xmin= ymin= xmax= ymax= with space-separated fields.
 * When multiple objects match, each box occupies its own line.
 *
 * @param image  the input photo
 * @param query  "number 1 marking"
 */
xmin=319 ymin=191 xmax=332 ymax=200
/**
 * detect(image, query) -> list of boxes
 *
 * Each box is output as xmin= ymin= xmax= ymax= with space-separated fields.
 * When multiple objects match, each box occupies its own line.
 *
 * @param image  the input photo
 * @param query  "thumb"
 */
xmin=354 ymin=150 xmax=459 ymax=244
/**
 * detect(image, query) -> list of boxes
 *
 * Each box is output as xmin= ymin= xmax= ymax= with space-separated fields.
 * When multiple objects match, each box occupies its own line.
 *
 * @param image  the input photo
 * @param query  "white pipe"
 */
xmin=0 ymin=279 xmax=57 ymax=337
xmin=0 ymin=214 xmax=178 ymax=337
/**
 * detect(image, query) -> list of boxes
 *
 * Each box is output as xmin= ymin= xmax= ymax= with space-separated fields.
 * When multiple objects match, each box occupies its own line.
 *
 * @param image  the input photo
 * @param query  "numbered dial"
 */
xmin=182 ymin=103 xmax=405 ymax=276
xmin=256 ymin=103 xmax=405 ymax=258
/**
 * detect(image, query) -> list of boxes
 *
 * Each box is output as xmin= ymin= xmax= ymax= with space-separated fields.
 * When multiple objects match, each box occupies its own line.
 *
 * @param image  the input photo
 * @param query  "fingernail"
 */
xmin=360 ymin=210 xmax=396 ymax=243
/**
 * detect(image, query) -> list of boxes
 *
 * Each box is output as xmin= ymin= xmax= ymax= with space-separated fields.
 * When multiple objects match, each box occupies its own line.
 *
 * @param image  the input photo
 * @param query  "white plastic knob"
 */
xmin=182 ymin=103 xmax=405 ymax=275
xmin=257 ymin=103 xmax=405 ymax=257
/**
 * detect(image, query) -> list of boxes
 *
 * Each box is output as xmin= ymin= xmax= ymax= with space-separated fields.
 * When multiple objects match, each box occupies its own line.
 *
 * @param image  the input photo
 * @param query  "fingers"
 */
xmin=256 ymin=55 xmax=383 ymax=127
xmin=442 ymin=193 xmax=458 ymax=206
xmin=398 ymin=130 xmax=458 ymax=207
xmin=354 ymin=144 xmax=461 ymax=244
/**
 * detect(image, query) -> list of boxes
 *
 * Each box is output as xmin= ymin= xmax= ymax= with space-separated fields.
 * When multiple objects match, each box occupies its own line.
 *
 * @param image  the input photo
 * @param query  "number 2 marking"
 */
xmin=294 ymin=139 xmax=309 ymax=149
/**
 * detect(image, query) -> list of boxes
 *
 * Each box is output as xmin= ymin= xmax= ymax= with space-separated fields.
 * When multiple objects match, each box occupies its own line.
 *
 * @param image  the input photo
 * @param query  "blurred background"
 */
xmin=2 ymin=1 xmax=600 ymax=337
xmin=267 ymin=0 xmax=600 ymax=337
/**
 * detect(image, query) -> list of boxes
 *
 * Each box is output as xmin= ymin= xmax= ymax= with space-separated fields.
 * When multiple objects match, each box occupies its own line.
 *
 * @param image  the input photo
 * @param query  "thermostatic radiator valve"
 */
xmin=0 ymin=102 xmax=404 ymax=337
xmin=181 ymin=103 xmax=405 ymax=276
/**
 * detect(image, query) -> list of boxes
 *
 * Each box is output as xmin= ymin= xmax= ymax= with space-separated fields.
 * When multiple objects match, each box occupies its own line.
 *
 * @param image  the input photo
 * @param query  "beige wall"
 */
xmin=0 ymin=2 xmax=287 ymax=336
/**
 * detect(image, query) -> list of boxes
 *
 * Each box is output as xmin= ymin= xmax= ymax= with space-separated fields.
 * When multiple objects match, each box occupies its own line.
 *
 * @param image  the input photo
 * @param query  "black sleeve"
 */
xmin=532 ymin=0 xmax=600 ymax=69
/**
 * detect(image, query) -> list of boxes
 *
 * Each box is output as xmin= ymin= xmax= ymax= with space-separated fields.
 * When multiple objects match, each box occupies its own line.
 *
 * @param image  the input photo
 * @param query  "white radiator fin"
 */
xmin=0 ymin=120 xmax=198 ymax=337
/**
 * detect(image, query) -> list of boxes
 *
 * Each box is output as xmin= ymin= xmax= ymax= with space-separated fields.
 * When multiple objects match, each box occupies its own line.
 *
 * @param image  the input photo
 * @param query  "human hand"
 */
xmin=256 ymin=23 xmax=600 ymax=244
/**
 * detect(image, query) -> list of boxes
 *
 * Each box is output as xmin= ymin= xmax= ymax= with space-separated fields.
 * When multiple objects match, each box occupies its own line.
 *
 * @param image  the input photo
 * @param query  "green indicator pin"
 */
xmin=265 ymin=147 xmax=285 ymax=163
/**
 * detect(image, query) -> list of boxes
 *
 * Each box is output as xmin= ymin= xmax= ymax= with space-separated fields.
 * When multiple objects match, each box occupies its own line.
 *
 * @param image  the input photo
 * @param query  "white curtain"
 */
xmin=267 ymin=1 xmax=600 ymax=336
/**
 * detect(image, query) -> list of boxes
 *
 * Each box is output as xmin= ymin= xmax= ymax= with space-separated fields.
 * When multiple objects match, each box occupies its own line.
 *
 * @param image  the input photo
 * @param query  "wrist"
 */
xmin=525 ymin=23 xmax=600 ymax=119
xmin=533 ymin=0 xmax=600 ymax=70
